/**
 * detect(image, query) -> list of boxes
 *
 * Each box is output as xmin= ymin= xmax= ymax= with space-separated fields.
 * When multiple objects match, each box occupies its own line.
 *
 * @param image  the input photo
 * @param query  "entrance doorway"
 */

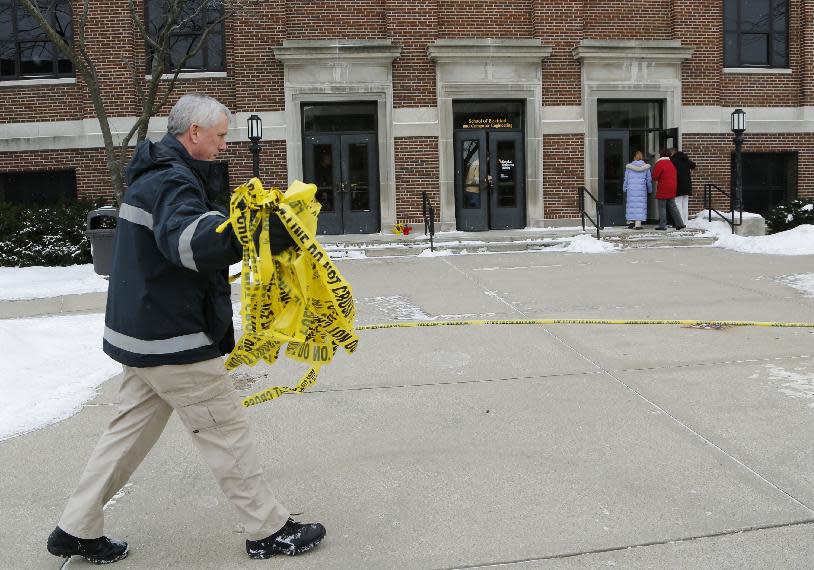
xmin=453 ymin=101 xmax=525 ymax=231
xmin=302 ymin=102 xmax=380 ymax=234
xmin=597 ymin=100 xmax=676 ymax=226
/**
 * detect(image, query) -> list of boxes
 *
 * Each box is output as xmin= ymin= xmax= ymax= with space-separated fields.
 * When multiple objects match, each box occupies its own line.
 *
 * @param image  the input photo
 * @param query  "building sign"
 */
xmin=462 ymin=117 xmax=514 ymax=129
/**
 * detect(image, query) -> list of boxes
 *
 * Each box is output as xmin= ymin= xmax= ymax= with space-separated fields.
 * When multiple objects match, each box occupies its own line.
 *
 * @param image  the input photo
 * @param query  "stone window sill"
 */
xmin=0 ymin=77 xmax=76 ymax=88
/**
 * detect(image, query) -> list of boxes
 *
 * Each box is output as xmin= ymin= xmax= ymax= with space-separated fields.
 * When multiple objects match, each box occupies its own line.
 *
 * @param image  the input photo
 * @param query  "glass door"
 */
xmin=453 ymin=130 xmax=488 ymax=231
xmin=598 ymin=130 xmax=629 ymax=227
xmin=488 ymin=132 xmax=525 ymax=230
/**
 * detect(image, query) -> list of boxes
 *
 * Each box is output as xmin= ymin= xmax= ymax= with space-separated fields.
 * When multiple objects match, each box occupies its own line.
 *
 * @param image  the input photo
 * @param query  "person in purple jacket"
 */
xmin=623 ymin=150 xmax=652 ymax=230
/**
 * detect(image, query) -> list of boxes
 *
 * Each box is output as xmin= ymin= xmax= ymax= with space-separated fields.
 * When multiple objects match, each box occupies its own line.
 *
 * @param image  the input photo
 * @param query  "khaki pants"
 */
xmin=59 ymin=358 xmax=289 ymax=541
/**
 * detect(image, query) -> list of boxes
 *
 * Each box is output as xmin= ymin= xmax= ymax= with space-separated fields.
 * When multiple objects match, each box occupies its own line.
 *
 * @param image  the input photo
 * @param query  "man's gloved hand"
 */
xmin=253 ymin=212 xmax=296 ymax=254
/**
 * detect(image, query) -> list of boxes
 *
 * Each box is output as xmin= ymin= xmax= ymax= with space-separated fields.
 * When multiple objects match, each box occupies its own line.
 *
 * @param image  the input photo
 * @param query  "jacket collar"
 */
xmin=160 ymin=134 xmax=215 ymax=181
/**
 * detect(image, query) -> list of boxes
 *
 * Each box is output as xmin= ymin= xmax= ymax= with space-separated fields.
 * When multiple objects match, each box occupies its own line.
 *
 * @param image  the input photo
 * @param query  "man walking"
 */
xmin=46 ymin=93 xmax=324 ymax=564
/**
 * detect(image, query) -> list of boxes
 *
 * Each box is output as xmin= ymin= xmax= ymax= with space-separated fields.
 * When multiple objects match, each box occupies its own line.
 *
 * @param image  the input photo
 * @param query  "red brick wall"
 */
xmin=682 ymin=133 xmax=814 ymax=213
xmin=222 ymin=141 xmax=288 ymax=191
xmin=386 ymin=0 xmax=437 ymax=107
xmin=720 ymin=0 xmax=803 ymax=107
xmin=543 ymin=134 xmax=584 ymax=218
xmin=673 ymin=0 xmax=722 ymax=106
xmin=286 ymin=1 xmax=387 ymax=39
xmin=394 ymin=137 xmax=439 ymax=223
xmin=0 ymin=148 xmax=119 ymax=202
xmin=535 ymin=0 xmax=583 ymax=106
xmin=439 ymin=0 xmax=534 ymax=38
xmin=583 ymin=1 xmax=672 ymax=40
xmin=233 ymin=4 xmax=286 ymax=112
xmin=804 ymin=0 xmax=814 ymax=105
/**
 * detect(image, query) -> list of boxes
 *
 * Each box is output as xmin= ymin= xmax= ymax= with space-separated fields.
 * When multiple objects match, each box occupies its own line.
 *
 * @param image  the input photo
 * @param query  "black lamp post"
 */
xmin=247 ymin=114 xmax=263 ymax=178
xmin=731 ymin=108 xmax=746 ymax=213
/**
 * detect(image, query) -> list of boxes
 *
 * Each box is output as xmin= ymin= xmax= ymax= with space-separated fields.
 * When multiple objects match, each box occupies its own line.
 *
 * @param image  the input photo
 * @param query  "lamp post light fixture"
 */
xmin=247 ymin=114 xmax=263 ymax=178
xmin=730 ymin=109 xmax=746 ymax=215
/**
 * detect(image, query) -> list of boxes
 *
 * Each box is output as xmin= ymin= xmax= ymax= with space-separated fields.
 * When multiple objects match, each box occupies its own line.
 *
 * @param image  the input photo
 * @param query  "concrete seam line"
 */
xmin=444 ymin=518 xmax=814 ymax=569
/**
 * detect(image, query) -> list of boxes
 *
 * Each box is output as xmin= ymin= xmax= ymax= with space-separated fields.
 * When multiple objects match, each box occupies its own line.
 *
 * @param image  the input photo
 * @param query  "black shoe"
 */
xmin=627 ymin=222 xmax=635 ymax=229
xmin=634 ymin=226 xmax=643 ymax=230
xmin=655 ymin=226 xmax=667 ymax=231
xmin=675 ymin=225 xmax=686 ymax=230
xmin=47 ymin=526 xmax=128 ymax=564
xmin=246 ymin=518 xmax=326 ymax=559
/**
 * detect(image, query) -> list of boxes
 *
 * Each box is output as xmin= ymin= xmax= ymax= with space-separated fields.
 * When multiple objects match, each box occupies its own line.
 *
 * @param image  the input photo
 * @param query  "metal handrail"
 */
xmin=578 ymin=186 xmax=602 ymax=239
xmin=422 ymin=191 xmax=435 ymax=252
xmin=704 ymin=183 xmax=742 ymax=234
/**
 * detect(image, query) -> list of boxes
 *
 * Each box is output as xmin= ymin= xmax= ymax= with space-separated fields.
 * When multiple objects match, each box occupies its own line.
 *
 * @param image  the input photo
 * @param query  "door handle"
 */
xmin=486 ymin=174 xmax=494 ymax=190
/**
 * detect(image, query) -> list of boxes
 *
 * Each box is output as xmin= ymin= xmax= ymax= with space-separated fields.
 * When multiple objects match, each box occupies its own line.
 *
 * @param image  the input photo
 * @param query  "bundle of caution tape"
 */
xmin=216 ymin=178 xmax=357 ymax=408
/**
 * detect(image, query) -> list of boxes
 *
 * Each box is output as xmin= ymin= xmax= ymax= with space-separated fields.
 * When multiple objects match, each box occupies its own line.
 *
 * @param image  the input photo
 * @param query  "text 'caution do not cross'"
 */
xmin=216 ymin=178 xmax=358 ymax=408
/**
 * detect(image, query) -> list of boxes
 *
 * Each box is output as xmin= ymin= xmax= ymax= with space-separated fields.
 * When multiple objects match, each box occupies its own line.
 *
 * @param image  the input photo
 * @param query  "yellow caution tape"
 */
xmin=357 ymin=319 xmax=814 ymax=330
xmin=216 ymin=178 xmax=358 ymax=407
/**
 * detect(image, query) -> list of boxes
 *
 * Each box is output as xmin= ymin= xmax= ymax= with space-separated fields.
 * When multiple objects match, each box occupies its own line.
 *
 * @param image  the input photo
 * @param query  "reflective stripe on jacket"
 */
xmin=103 ymin=134 xmax=242 ymax=367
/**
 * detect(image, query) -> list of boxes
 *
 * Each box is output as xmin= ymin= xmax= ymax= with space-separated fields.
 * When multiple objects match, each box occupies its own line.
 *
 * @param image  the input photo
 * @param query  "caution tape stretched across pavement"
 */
xmin=216 ymin=178 xmax=358 ymax=408
xmin=357 ymin=318 xmax=814 ymax=330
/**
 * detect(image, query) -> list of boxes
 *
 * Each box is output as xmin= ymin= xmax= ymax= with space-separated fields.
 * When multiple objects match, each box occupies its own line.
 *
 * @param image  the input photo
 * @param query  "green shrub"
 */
xmin=0 ymin=198 xmax=113 ymax=267
xmin=765 ymin=199 xmax=814 ymax=234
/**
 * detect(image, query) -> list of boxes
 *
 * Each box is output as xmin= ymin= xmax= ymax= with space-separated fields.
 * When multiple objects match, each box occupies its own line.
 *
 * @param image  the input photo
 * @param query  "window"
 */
xmin=724 ymin=0 xmax=788 ymax=68
xmin=0 ymin=0 xmax=73 ymax=81
xmin=145 ymin=0 xmax=225 ymax=74
xmin=0 ymin=170 xmax=77 ymax=204
xmin=734 ymin=152 xmax=797 ymax=216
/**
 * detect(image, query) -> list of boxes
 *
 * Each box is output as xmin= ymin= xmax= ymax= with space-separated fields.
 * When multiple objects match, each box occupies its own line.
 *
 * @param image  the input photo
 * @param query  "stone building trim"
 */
xmin=573 ymin=40 xmax=694 ymax=209
xmin=428 ymin=39 xmax=552 ymax=229
xmin=273 ymin=39 xmax=401 ymax=231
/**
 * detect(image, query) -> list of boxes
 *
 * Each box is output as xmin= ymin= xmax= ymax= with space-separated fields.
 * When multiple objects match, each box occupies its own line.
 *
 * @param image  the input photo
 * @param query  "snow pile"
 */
xmin=688 ymin=212 xmax=814 ymax=256
xmin=418 ymin=248 xmax=454 ymax=257
xmin=0 ymin=313 xmax=121 ymax=441
xmin=551 ymin=234 xmax=619 ymax=253
xmin=0 ymin=264 xmax=108 ymax=300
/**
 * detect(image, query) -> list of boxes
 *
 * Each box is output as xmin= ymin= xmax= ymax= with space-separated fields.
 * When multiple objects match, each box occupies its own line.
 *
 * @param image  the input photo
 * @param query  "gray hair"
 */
xmin=167 ymin=93 xmax=231 ymax=136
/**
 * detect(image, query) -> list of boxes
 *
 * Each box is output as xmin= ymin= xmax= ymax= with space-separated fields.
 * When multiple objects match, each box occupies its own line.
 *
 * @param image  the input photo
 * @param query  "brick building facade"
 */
xmin=1 ymin=0 xmax=811 ymax=233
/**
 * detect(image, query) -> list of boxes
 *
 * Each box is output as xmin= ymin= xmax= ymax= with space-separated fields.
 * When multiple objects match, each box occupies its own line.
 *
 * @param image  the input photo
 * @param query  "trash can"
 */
xmin=85 ymin=206 xmax=118 ymax=276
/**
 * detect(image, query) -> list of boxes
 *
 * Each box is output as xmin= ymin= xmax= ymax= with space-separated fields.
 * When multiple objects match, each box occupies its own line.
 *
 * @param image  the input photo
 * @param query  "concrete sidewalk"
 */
xmin=3 ymin=244 xmax=814 ymax=568
xmin=0 ymin=226 xmax=712 ymax=320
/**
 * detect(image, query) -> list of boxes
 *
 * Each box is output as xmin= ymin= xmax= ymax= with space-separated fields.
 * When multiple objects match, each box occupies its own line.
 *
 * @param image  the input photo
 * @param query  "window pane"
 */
xmin=347 ymin=143 xmax=370 ymax=211
xmin=169 ymin=34 xmax=202 ymax=69
xmin=723 ymin=0 xmax=738 ymax=31
xmin=0 ymin=2 xmax=12 ymax=41
xmin=772 ymin=32 xmax=788 ymax=67
xmin=302 ymin=102 xmax=377 ymax=133
xmin=52 ymin=0 xmax=72 ymax=40
xmin=742 ymin=0 xmax=770 ymax=33
xmin=772 ymin=0 xmax=787 ymax=31
xmin=206 ymin=31 xmax=224 ymax=69
xmin=15 ymin=4 xmax=47 ymax=41
xmin=741 ymin=33 xmax=768 ymax=65
xmin=724 ymin=32 xmax=739 ymax=66
xmin=496 ymin=140 xmax=516 ymax=208
xmin=0 ymin=41 xmax=14 ymax=76
xmin=313 ymin=144 xmax=335 ymax=212
xmin=57 ymin=54 xmax=71 ymax=73
xmin=19 ymin=40 xmax=53 ymax=75
xmin=462 ymin=140 xmax=481 ymax=209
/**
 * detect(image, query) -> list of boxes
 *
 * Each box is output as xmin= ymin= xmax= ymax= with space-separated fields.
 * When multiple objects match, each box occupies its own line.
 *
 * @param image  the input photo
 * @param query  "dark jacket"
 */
xmin=103 ymin=134 xmax=242 ymax=367
xmin=670 ymin=151 xmax=696 ymax=196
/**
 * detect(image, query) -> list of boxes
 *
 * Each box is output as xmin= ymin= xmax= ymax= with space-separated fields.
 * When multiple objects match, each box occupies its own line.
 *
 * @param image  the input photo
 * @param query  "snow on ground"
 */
xmin=688 ymin=212 xmax=814 ymax=256
xmin=550 ymin=234 xmax=620 ymax=253
xmin=0 ymin=312 xmax=121 ymax=441
xmin=0 ymin=264 xmax=109 ymax=300
xmin=781 ymin=274 xmax=814 ymax=298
